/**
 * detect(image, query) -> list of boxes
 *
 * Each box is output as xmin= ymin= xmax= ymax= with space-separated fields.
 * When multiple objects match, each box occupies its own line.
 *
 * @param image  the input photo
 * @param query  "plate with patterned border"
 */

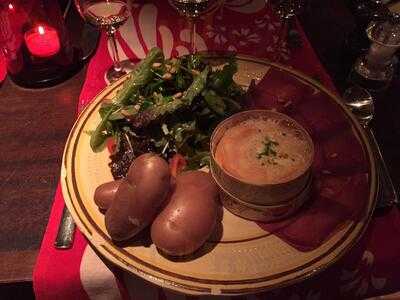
xmin=61 ymin=55 xmax=378 ymax=296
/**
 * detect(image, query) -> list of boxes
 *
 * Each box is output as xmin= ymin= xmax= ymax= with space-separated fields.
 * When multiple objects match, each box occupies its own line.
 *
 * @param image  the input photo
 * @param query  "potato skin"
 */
xmin=105 ymin=154 xmax=171 ymax=241
xmin=105 ymin=179 xmax=137 ymax=241
xmin=151 ymin=171 xmax=219 ymax=256
xmin=127 ymin=153 xmax=171 ymax=207
xmin=94 ymin=179 xmax=122 ymax=211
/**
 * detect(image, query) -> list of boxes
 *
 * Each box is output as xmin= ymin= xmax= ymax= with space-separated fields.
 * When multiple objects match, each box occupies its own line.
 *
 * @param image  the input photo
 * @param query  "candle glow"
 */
xmin=24 ymin=25 xmax=61 ymax=58
xmin=38 ymin=26 xmax=45 ymax=35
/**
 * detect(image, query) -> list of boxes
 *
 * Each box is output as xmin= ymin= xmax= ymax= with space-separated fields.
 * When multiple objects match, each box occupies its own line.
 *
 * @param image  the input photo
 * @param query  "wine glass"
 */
xmin=271 ymin=0 xmax=304 ymax=19
xmin=168 ymin=0 xmax=224 ymax=53
xmin=74 ymin=0 xmax=130 ymax=82
xmin=270 ymin=0 xmax=305 ymax=61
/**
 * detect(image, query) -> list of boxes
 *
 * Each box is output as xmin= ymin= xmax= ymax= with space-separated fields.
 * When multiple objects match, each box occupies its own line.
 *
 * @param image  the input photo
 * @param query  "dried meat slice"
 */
xmin=249 ymin=68 xmax=313 ymax=112
xmin=320 ymin=128 xmax=368 ymax=175
xmin=258 ymin=183 xmax=353 ymax=251
xmin=257 ymin=171 xmax=369 ymax=251
xmin=295 ymin=92 xmax=349 ymax=138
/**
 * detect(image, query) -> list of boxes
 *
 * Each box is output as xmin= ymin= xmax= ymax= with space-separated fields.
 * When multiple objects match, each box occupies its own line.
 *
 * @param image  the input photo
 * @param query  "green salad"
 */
xmin=90 ymin=47 xmax=246 ymax=179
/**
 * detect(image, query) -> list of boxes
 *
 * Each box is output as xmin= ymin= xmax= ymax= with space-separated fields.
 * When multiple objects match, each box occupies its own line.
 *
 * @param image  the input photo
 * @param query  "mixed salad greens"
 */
xmin=90 ymin=47 xmax=246 ymax=179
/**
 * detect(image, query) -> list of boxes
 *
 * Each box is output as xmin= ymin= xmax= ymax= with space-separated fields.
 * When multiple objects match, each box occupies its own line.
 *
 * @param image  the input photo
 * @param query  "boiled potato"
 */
xmin=94 ymin=179 xmax=122 ymax=211
xmin=127 ymin=153 xmax=171 ymax=204
xmin=105 ymin=154 xmax=170 ymax=241
xmin=151 ymin=171 xmax=219 ymax=256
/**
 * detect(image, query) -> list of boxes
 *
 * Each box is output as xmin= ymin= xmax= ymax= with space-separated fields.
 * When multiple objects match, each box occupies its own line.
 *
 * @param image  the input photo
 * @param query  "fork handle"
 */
xmin=367 ymin=128 xmax=399 ymax=208
xmin=54 ymin=206 xmax=76 ymax=249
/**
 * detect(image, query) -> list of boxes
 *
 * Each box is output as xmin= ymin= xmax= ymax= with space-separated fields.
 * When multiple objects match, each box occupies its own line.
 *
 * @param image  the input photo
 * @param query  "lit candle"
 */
xmin=24 ymin=25 xmax=60 ymax=58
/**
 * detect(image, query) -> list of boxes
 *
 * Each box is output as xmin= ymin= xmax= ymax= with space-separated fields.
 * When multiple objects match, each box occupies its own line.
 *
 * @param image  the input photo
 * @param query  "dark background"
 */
xmin=1 ymin=0 xmax=399 ymax=299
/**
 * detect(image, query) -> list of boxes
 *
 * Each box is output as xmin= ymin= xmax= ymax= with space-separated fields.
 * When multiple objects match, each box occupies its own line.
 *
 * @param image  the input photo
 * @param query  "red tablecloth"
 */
xmin=33 ymin=1 xmax=400 ymax=299
xmin=0 ymin=51 xmax=6 ymax=82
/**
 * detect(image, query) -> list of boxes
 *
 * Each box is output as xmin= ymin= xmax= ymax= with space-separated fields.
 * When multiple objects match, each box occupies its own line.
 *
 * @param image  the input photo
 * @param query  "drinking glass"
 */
xmin=343 ymin=85 xmax=374 ymax=126
xmin=168 ymin=0 xmax=224 ymax=53
xmin=270 ymin=0 xmax=305 ymax=61
xmin=74 ymin=0 xmax=130 ymax=82
xmin=271 ymin=0 xmax=304 ymax=19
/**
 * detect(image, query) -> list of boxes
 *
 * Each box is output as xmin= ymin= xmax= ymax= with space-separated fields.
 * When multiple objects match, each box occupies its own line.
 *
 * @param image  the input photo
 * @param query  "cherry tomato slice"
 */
xmin=169 ymin=154 xmax=187 ymax=177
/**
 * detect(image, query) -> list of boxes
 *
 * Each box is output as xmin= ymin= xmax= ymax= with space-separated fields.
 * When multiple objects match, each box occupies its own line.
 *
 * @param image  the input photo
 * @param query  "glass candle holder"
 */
xmin=0 ymin=0 xmax=82 ymax=88
xmin=350 ymin=13 xmax=400 ymax=91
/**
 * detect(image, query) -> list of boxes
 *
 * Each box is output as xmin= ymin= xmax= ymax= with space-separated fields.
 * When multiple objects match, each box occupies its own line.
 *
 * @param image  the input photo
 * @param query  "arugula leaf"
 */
xmin=92 ymin=51 xmax=246 ymax=174
xmin=202 ymin=89 xmax=226 ymax=116
xmin=113 ymin=47 xmax=164 ymax=105
xmin=144 ymin=79 xmax=164 ymax=96
xmin=223 ymin=96 xmax=242 ymax=113
xmin=131 ymin=66 xmax=210 ymax=128
xmin=90 ymin=48 xmax=164 ymax=151
xmin=140 ymin=100 xmax=153 ymax=111
xmin=208 ymin=59 xmax=237 ymax=93
xmin=227 ymin=81 xmax=246 ymax=98
xmin=175 ymin=72 xmax=187 ymax=90
xmin=99 ymin=102 xmax=118 ymax=118
xmin=186 ymin=151 xmax=211 ymax=170
xmin=172 ymin=121 xmax=196 ymax=147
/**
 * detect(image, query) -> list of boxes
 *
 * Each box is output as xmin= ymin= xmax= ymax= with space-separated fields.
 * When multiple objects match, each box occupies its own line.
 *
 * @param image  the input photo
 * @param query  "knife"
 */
xmin=367 ymin=128 xmax=399 ymax=209
xmin=54 ymin=206 xmax=76 ymax=249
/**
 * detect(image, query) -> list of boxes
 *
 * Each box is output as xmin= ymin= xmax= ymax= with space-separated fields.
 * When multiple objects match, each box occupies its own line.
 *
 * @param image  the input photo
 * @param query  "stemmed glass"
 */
xmin=168 ymin=0 xmax=224 ymax=53
xmin=271 ymin=0 xmax=304 ymax=19
xmin=270 ymin=0 xmax=305 ymax=61
xmin=74 ymin=0 xmax=130 ymax=82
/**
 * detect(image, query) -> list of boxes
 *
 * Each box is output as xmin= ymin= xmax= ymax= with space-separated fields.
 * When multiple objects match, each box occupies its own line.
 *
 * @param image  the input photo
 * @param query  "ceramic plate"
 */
xmin=61 ymin=55 xmax=378 ymax=296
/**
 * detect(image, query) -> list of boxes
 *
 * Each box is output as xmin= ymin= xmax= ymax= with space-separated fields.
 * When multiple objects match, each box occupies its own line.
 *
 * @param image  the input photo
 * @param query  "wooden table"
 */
xmin=0 ymin=67 xmax=86 ymax=298
xmin=0 ymin=1 xmax=399 ymax=298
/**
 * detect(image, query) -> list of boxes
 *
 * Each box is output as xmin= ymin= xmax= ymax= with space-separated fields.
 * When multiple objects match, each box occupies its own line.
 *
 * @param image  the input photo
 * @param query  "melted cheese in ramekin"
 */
xmin=215 ymin=118 xmax=313 ymax=185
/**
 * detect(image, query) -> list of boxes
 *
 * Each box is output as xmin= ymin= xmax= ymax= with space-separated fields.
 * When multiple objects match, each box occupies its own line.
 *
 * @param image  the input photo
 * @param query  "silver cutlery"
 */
xmin=343 ymin=85 xmax=398 ymax=208
xmin=54 ymin=0 xmax=77 ymax=249
xmin=54 ymin=206 xmax=76 ymax=249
